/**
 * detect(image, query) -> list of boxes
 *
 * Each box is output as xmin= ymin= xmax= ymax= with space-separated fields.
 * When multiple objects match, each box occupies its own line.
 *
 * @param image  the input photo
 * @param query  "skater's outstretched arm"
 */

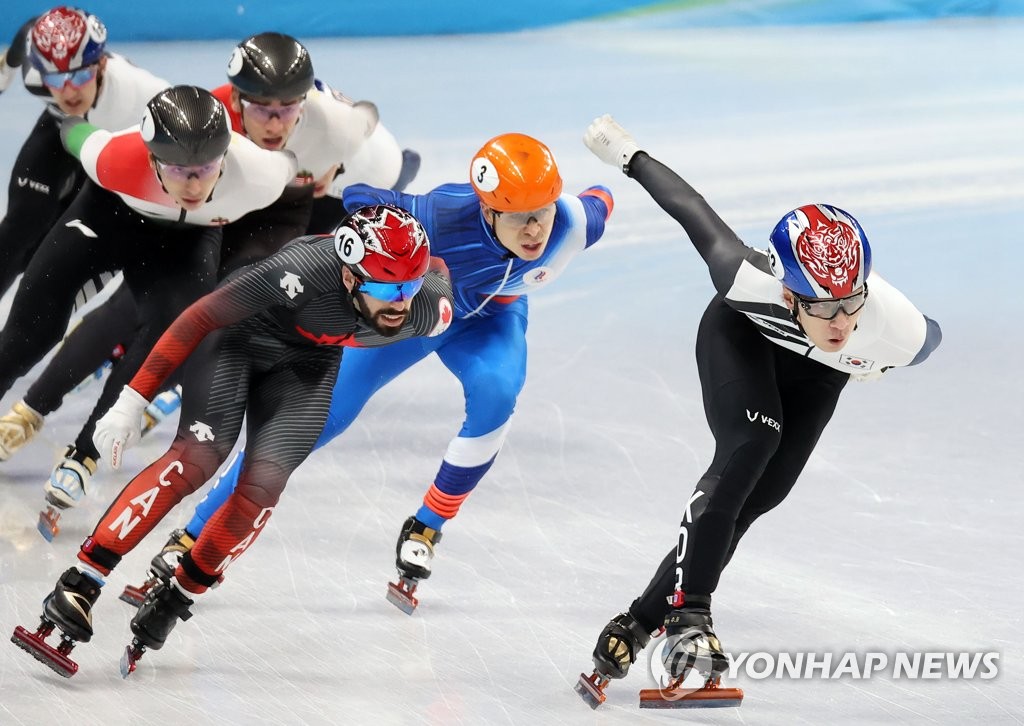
xmin=584 ymin=114 xmax=754 ymax=296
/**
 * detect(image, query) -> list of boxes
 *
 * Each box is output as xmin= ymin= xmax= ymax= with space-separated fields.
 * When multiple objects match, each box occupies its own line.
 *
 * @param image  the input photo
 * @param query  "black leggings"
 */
xmin=0 ymin=110 xmax=85 ymax=299
xmin=629 ymin=297 xmax=849 ymax=632
xmin=0 ymin=180 xmax=221 ymax=458
xmin=21 ymin=187 xmax=314 ymax=454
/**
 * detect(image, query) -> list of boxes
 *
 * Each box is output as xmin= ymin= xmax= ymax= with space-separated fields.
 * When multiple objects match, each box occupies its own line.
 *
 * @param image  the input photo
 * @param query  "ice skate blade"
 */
xmin=575 ymin=671 xmax=610 ymax=709
xmin=37 ymin=506 xmax=61 ymax=542
xmin=11 ymin=625 xmax=79 ymax=677
xmin=386 ymin=578 xmax=419 ymax=615
xmin=120 ymin=642 xmax=146 ymax=678
xmin=638 ymin=681 xmax=743 ymax=709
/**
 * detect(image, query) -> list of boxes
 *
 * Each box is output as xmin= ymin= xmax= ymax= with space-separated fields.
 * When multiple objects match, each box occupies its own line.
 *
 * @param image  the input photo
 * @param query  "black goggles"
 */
xmin=794 ymin=284 xmax=868 ymax=320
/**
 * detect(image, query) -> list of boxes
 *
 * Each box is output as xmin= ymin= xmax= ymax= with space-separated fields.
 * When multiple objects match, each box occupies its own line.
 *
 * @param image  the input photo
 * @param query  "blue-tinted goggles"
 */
xmin=42 ymin=66 xmax=97 ymax=90
xmin=358 ymin=277 xmax=424 ymax=302
xmin=795 ymin=284 xmax=868 ymax=320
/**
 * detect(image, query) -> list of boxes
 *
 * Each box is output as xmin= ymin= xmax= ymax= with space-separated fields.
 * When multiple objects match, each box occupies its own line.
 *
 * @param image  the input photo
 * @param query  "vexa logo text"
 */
xmin=746 ymin=409 xmax=781 ymax=432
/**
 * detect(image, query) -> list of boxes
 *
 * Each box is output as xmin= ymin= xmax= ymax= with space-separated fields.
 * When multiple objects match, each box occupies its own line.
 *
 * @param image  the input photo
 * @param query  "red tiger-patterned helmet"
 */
xmin=333 ymin=205 xmax=430 ymax=283
xmin=29 ymin=6 xmax=107 ymax=74
xmin=469 ymin=133 xmax=562 ymax=212
xmin=767 ymin=203 xmax=872 ymax=298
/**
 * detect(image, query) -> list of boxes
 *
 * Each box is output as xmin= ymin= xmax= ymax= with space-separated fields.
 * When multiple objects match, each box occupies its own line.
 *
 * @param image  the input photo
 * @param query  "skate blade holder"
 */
xmin=119 ymin=578 xmax=158 ymax=608
xmin=386 ymin=577 xmax=420 ymax=615
xmin=11 ymin=622 xmax=79 ymax=677
xmin=575 ymin=671 xmax=611 ymax=709
xmin=37 ymin=506 xmax=62 ymax=542
xmin=120 ymin=639 xmax=147 ymax=678
xmin=639 ymin=675 xmax=743 ymax=709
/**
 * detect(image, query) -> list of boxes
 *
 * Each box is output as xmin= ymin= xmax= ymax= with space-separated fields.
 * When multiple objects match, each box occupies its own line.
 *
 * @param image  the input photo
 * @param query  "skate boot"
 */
xmin=142 ymin=384 xmax=183 ymax=436
xmin=121 ymin=576 xmax=194 ymax=677
xmin=386 ymin=516 xmax=441 ymax=614
xmin=576 ymin=612 xmax=658 ymax=708
xmin=120 ymin=528 xmax=195 ymax=607
xmin=639 ymin=606 xmax=743 ymax=709
xmin=11 ymin=567 xmax=102 ymax=677
xmin=38 ymin=446 xmax=97 ymax=541
xmin=0 ymin=400 xmax=44 ymax=461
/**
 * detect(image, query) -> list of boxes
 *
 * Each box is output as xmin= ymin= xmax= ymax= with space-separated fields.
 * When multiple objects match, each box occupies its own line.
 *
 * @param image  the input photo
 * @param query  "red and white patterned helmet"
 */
xmin=333 ymin=205 xmax=430 ymax=282
xmin=29 ymin=6 xmax=107 ymax=74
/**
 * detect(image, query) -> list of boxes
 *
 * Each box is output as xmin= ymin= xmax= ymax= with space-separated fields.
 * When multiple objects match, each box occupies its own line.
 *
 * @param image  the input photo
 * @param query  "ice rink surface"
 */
xmin=0 ymin=12 xmax=1022 ymax=725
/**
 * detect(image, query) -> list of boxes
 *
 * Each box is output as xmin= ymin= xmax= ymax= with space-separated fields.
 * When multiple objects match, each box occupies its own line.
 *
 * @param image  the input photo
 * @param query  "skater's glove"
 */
xmin=584 ymin=114 xmax=641 ymax=173
xmin=852 ymin=366 xmax=891 ymax=383
xmin=0 ymin=52 xmax=14 ymax=94
xmin=94 ymin=386 xmax=149 ymax=469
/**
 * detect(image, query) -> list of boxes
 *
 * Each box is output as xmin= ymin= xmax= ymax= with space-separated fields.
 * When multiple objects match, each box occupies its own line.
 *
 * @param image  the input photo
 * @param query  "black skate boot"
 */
xmin=11 ymin=567 xmax=102 ymax=677
xmin=386 ymin=516 xmax=442 ymax=615
xmin=639 ymin=606 xmax=743 ymax=709
xmin=121 ymin=577 xmax=194 ymax=677
xmin=576 ymin=612 xmax=658 ymax=708
xmin=120 ymin=528 xmax=195 ymax=607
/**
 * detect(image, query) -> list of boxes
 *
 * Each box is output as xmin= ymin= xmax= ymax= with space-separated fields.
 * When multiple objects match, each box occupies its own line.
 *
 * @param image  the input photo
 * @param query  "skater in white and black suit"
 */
xmin=578 ymin=114 xmax=942 ymax=699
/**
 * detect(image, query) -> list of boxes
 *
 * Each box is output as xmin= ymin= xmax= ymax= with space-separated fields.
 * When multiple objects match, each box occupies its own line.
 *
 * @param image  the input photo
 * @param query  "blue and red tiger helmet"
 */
xmin=767 ymin=204 xmax=872 ymax=298
xmin=29 ymin=6 xmax=107 ymax=74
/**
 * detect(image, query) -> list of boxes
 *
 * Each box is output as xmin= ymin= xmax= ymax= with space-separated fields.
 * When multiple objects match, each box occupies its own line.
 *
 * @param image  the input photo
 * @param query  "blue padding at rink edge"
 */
xmin=3 ymin=0 xmax=1024 ymax=41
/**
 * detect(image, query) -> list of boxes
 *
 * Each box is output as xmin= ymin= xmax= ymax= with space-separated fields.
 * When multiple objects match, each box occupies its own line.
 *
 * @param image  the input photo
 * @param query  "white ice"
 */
xmin=1 ymin=13 xmax=1022 ymax=726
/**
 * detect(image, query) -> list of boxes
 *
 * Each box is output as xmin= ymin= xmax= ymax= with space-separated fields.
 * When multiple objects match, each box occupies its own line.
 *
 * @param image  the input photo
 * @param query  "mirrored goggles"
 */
xmin=42 ymin=65 xmax=97 ymax=90
xmin=795 ymin=285 xmax=868 ymax=320
xmin=239 ymin=97 xmax=305 ymax=123
xmin=495 ymin=206 xmax=555 ymax=226
xmin=358 ymin=277 xmax=425 ymax=303
xmin=155 ymin=157 xmax=225 ymax=183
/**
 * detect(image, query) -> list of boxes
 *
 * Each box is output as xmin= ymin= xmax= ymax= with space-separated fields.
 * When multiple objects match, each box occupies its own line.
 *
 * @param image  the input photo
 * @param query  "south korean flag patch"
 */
xmin=840 ymin=354 xmax=875 ymax=371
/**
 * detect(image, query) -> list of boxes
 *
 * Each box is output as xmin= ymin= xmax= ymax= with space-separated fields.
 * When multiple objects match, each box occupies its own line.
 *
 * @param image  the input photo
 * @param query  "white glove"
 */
xmin=852 ymin=367 xmax=890 ymax=383
xmin=583 ymin=114 xmax=640 ymax=172
xmin=0 ymin=51 xmax=14 ymax=94
xmin=93 ymin=385 xmax=149 ymax=469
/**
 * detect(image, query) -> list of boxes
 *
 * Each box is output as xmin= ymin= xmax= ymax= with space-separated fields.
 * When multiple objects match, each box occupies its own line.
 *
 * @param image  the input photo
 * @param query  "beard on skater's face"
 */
xmin=364 ymin=299 xmax=410 ymax=337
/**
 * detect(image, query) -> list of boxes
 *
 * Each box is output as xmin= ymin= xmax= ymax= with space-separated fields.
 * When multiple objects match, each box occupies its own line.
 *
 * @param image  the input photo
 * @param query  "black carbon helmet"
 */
xmin=141 ymin=85 xmax=231 ymax=166
xmin=227 ymin=32 xmax=314 ymax=100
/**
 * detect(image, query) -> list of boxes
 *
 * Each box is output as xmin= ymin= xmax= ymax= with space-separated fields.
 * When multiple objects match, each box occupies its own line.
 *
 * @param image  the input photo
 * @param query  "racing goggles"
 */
xmin=41 ymin=65 xmax=97 ymax=90
xmin=240 ymin=97 xmax=305 ymax=123
xmin=495 ymin=206 xmax=555 ymax=226
xmin=794 ymin=284 xmax=868 ymax=320
xmin=358 ymin=277 xmax=425 ymax=303
xmin=155 ymin=156 xmax=225 ymax=183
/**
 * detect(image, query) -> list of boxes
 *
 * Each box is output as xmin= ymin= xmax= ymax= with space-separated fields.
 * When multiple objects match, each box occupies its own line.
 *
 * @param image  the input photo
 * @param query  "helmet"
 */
xmin=767 ymin=204 xmax=872 ymax=298
xmin=227 ymin=32 xmax=314 ymax=100
xmin=141 ymin=86 xmax=231 ymax=166
xmin=29 ymin=6 xmax=107 ymax=74
xmin=469 ymin=133 xmax=562 ymax=212
xmin=333 ymin=205 xmax=430 ymax=282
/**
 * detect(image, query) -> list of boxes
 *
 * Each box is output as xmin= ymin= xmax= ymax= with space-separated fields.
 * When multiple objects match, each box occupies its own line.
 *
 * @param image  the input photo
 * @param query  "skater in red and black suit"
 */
xmin=12 ymin=203 xmax=453 ymax=677
xmin=574 ymin=115 xmax=942 ymax=708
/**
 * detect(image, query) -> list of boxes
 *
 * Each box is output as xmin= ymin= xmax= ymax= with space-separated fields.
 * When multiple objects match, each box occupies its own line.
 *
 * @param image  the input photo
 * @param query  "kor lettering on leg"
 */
xmin=673 ymin=490 xmax=705 ymax=603
xmin=215 ymin=506 xmax=274 ymax=574
xmin=107 ymin=461 xmax=185 ymax=540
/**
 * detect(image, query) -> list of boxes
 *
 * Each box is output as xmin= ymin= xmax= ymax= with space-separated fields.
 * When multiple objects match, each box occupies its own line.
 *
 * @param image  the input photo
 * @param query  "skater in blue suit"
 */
xmin=125 ymin=132 xmax=613 ymax=611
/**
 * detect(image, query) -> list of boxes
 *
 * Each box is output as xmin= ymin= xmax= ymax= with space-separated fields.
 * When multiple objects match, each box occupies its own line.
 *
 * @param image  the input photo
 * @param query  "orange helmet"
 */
xmin=469 ymin=133 xmax=563 ymax=213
